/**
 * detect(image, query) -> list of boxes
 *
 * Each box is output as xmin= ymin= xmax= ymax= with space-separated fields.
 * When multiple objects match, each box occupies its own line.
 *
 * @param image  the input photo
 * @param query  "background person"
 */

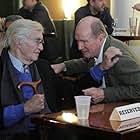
xmin=4 ymin=15 xmax=23 ymax=31
xmin=0 ymin=15 xmax=23 ymax=55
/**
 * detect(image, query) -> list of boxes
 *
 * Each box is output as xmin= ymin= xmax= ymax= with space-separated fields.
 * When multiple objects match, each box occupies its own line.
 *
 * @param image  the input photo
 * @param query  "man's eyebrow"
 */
xmin=35 ymin=38 xmax=43 ymax=40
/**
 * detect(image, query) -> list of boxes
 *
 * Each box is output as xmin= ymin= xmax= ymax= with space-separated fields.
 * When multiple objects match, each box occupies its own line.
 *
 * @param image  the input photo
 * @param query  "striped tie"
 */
xmin=23 ymin=64 xmax=30 ymax=74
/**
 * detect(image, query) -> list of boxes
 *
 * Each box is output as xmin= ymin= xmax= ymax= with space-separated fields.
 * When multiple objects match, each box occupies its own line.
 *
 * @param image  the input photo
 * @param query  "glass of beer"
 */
xmin=129 ymin=17 xmax=137 ymax=36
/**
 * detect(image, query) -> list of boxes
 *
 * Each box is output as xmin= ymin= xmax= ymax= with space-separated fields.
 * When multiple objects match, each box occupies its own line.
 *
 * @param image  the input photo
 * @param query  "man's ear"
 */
xmin=14 ymin=38 xmax=22 ymax=49
xmin=90 ymin=0 xmax=95 ymax=6
xmin=98 ymin=33 xmax=105 ymax=42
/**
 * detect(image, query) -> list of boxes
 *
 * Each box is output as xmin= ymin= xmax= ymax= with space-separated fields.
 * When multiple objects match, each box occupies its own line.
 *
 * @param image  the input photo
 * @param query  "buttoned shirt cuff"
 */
xmin=90 ymin=64 xmax=106 ymax=83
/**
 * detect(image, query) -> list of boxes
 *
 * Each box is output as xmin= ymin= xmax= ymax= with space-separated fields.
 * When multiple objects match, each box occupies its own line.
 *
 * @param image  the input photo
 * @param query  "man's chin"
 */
xmin=32 ymin=56 xmax=39 ymax=61
xmin=82 ymin=53 xmax=91 ymax=58
xmin=100 ymin=7 xmax=105 ymax=11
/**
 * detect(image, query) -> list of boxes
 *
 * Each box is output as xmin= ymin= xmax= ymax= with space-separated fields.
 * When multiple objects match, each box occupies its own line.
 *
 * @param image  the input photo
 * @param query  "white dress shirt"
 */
xmin=96 ymin=38 xmax=107 ymax=88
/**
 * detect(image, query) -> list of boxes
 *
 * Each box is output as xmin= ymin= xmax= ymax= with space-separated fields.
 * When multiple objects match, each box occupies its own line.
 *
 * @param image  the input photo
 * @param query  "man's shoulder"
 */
xmin=109 ymin=36 xmax=125 ymax=46
xmin=75 ymin=4 xmax=90 ymax=16
xmin=35 ymin=58 xmax=56 ymax=77
xmin=35 ymin=58 xmax=51 ymax=69
xmin=33 ymin=2 xmax=47 ymax=12
xmin=18 ymin=7 xmax=32 ymax=19
xmin=103 ymin=36 xmax=124 ymax=51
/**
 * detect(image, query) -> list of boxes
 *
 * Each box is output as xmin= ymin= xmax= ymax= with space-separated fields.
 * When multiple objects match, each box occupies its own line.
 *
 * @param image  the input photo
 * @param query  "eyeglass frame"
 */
xmin=26 ymin=37 xmax=45 ymax=46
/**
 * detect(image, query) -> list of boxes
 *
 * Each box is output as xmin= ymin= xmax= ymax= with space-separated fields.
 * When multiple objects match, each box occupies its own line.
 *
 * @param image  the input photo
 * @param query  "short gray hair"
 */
xmin=5 ymin=15 xmax=23 ymax=24
xmin=4 ymin=15 xmax=23 ymax=31
xmin=91 ymin=19 xmax=108 ymax=38
xmin=4 ymin=19 xmax=44 ymax=47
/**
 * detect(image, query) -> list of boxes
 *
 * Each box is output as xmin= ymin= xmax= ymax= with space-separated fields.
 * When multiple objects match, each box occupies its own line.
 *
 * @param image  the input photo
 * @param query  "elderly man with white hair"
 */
xmin=0 ymin=19 xmax=60 ymax=140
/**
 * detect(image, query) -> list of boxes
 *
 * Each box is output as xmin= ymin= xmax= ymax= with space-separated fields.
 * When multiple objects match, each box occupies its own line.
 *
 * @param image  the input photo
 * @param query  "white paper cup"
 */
xmin=74 ymin=96 xmax=91 ymax=120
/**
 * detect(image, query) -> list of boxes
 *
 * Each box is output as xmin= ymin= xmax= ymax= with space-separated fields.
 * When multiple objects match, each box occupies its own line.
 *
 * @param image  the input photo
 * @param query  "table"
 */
xmin=112 ymin=35 xmax=140 ymax=42
xmin=32 ymin=102 xmax=140 ymax=140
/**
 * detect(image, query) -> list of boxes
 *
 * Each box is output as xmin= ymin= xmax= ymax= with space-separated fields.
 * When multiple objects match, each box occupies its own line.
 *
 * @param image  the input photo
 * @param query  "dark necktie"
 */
xmin=23 ymin=64 xmax=30 ymax=74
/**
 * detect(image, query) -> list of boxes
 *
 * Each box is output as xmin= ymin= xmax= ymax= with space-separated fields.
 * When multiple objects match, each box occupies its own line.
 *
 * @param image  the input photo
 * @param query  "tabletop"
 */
xmin=112 ymin=35 xmax=140 ymax=42
xmin=32 ymin=102 xmax=140 ymax=140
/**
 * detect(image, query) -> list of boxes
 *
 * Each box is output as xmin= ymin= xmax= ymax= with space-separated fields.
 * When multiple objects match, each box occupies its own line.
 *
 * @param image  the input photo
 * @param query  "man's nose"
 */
xmin=77 ymin=42 xmax=84 ymax=50
xmin=38 ymin=43 xmax=43 ymax=51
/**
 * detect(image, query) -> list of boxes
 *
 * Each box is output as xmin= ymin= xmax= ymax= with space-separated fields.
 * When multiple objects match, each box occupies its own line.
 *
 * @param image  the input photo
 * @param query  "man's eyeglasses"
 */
xmin=29 ymin=38 xmax=44 ymax=45
xmin=34 ymin=39 xmax=44 ymax=45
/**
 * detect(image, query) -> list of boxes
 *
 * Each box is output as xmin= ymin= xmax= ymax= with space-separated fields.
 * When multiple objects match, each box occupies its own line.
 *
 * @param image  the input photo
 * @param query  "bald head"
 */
xmin=76 ymin=16 xmax=107 ymax=39
xmin=75 ymin=16 xmax=108 ymax=58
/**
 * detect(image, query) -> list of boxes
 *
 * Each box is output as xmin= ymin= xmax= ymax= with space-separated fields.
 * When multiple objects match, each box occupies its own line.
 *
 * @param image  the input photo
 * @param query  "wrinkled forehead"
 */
xmin=75 ymin=18 xmax=93 ymax=34
xmin=75 ymin=25 xmax=92 ymax=40
xmin=29 ymin=30 xmax=43 ymax=38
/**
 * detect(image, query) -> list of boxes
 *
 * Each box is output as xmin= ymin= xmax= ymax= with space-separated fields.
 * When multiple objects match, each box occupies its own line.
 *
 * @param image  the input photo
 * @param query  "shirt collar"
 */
xmin=96 ymin=37 xmax=107 ymax=64
xmin=8 ymin=51 xmax=24 ymax=73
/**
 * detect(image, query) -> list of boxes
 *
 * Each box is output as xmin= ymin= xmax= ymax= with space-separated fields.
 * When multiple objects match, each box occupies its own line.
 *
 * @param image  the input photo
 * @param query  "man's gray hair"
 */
xmin=4 ymin=15 xmax=23 ymax=31
xmin=90 ymin=18 xmax=108 ymax=38
xmin=5 ymin=15 xmax=23 ymax=24
xmin=4 ymin=19 xmax=44 ymax=47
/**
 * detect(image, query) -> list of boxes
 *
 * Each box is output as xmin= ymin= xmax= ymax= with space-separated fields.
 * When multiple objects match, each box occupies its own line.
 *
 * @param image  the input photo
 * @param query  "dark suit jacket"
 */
xmin=103 ymin=36 xmax=140 ymax=102
xmin=35 ymin=59 xmax=59 ymax=111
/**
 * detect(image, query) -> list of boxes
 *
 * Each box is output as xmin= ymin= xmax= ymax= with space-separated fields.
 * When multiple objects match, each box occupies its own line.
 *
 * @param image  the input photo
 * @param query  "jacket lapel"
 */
xmin=102 ymin=36 xmax=112 ymax=86
xmin=1 ymin=48 xmax=25 ymax=105
xmin=7 ymin=58 xmax=25 ymax=102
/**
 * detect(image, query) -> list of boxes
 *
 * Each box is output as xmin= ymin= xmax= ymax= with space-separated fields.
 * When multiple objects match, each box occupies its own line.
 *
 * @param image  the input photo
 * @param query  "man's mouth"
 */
xmin=81 ymin=50 xmax=88 ymax=54
xmin=34 ymin=52 xmax=40 ymax=55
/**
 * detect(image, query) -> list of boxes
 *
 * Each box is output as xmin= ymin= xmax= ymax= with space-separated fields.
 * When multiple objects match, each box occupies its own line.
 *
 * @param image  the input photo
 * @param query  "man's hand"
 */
xmin=24 ymin=94 xmax=45 ymax=114
xmin=82 ymin=87 xmax=104 ymax=104
xmin=100 ymin=47 xmax=122 ymax=70
xmin=51 ymin=63 xmax=66 ymax=74
xmin=133 ymin=3 xmax=140 ymax=11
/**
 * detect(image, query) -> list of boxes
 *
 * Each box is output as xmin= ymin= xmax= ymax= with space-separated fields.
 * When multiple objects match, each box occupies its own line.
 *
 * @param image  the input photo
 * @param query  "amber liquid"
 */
xmin=133 ymin=8 xmax=135 ymax=18
xmin=130 ymin=9 xmax=137 ymax=36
